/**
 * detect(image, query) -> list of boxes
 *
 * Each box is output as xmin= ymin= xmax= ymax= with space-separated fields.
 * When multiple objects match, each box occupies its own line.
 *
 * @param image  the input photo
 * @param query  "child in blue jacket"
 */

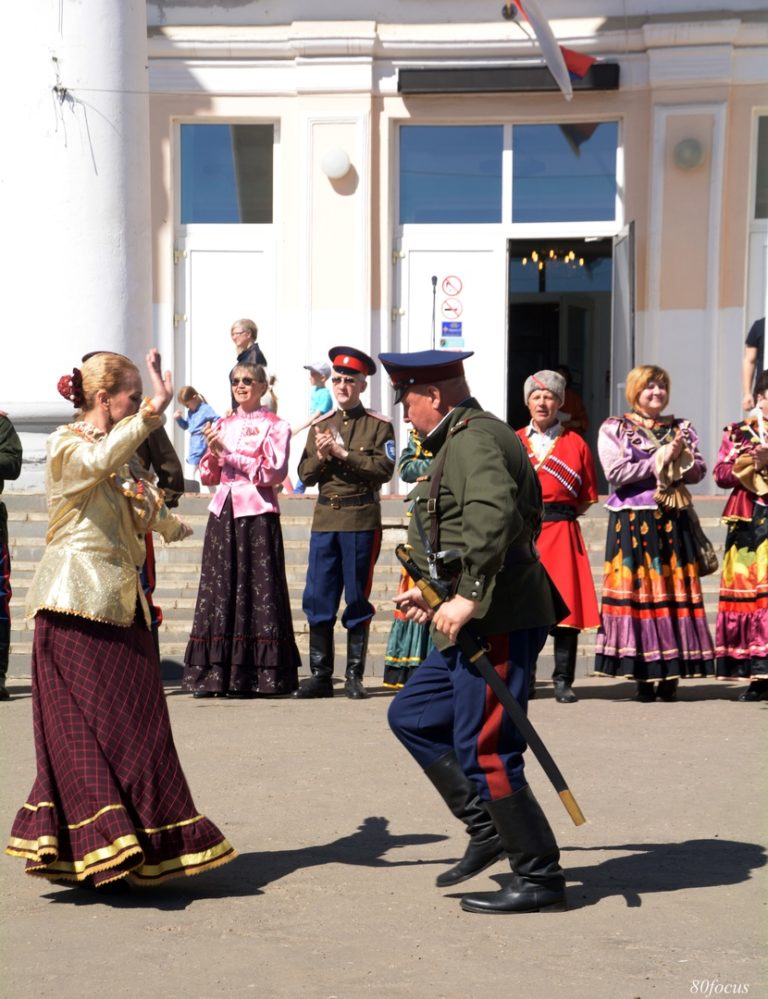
xmin=174 ymin=386 xmax=219 ymax=488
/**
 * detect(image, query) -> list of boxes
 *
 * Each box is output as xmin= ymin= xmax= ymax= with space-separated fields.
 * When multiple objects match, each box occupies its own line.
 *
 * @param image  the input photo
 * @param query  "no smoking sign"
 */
xmin=441 ymin=298 xmax=463 ymax=319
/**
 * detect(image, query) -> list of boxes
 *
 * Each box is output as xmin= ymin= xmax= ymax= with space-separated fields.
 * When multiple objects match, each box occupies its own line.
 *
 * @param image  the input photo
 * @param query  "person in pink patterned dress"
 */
xmin=183 ymin=363 xmax=300 ymax=698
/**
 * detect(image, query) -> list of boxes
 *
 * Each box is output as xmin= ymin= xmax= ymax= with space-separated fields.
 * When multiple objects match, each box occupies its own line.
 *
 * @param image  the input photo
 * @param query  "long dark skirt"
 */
xmin=5 ymin=611 xmax=235 ymax=887
xmin=594 ymin=507 xmax=715 ymax=681
xmin=183 ymin=496 xmax=300 ymax=695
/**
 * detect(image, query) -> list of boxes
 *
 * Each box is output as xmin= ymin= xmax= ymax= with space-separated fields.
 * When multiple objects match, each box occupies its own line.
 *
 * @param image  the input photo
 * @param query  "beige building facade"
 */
xmin=3 ymin=2 xmax=767 ymax=487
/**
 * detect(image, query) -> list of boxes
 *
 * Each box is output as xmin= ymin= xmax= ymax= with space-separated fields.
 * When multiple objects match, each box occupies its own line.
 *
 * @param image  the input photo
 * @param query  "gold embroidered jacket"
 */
xmin=25 ymin=409 xmax=189 ymax=628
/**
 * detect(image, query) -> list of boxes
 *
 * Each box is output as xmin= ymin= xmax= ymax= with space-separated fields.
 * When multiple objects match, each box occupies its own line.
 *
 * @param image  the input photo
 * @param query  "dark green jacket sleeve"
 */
xmin=135 ymin=425 xmax=184 ymax=509
xmin=0 ymin=415 xmax=23 ymax=490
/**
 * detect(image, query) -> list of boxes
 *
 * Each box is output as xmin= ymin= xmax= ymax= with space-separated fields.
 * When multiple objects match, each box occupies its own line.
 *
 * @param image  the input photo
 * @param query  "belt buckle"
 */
xmin=330 ymin=494 xmax=342 ymax=510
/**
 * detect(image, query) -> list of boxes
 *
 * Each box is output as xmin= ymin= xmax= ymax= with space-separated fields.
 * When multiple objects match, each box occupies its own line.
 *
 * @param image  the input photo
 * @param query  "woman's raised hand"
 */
xmin=145 ymin=349 xmax=174 ymax=415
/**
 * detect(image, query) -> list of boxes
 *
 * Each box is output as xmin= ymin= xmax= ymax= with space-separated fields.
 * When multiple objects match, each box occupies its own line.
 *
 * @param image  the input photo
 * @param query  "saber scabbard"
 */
xmin=395 ymin=544 xmax=586 ymax=826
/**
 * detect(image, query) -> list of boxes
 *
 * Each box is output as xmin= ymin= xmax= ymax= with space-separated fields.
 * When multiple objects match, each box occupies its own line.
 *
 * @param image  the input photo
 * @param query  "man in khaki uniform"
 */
xmin=378 ymin=348 xmax=568 ymax=915
xmin=294 ymin=346 xmax=395 ymax=699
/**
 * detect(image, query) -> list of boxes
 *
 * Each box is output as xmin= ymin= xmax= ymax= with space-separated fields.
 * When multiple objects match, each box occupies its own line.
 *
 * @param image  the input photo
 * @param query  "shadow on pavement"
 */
xmin=40 ymin=816 xmax=448 ymax=910
xmin=448 ymin=838 xmax=766 ymax=910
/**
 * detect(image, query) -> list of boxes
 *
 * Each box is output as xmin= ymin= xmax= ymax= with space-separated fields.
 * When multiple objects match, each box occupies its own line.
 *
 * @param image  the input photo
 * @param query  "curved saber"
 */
xmin=515 ymin=0 xmax=573 ymax=101
xmin=395 ymin=544 xmax=586 ymax=825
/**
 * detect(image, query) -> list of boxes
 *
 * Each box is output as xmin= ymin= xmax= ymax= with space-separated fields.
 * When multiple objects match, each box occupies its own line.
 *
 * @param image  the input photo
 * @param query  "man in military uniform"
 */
xmin=378 ymin=348 xmax=568 ymax=914
xmin=294 ymin=346 xmax=395 ymax=699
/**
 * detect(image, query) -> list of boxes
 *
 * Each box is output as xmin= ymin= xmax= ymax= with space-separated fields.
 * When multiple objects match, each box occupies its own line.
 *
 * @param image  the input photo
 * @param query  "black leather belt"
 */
xmin=542 ymin=502 xmax=577 ymax=523
xmin=317 ymin=492 xmax=375 ymax=509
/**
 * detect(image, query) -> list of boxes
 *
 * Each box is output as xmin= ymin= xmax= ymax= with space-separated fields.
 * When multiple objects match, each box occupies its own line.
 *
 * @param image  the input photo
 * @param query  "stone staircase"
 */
xmin=4 ymin=492 xmax=729 ymax=680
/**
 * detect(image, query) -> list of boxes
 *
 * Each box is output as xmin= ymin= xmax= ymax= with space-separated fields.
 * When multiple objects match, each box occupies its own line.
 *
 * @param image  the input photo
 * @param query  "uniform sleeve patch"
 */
xmin=386 ymin=439 xmax=396 ymax=462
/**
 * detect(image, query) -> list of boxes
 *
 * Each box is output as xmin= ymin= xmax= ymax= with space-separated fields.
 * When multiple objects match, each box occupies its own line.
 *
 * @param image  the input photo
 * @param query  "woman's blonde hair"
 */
xmin=79 ymin=353 xmax=140 ymax=413
xmin=625 ymin=365 xmax=671 ymax=408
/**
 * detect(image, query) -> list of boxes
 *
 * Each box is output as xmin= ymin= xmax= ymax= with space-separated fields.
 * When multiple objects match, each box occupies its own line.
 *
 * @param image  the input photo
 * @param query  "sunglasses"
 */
xmin=331 ymin=376 xmax=358 ymax=385
xmin=231 ymin=377 xmax=255 ymax=387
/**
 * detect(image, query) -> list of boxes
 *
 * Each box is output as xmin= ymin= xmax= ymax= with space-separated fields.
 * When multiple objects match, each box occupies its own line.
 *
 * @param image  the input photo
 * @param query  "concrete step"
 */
xmin=4 ymin=491 xmax=733 ymax=678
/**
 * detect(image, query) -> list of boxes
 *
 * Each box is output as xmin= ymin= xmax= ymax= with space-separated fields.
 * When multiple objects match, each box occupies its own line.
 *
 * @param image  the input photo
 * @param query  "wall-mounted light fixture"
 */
xmin=320 ymin=147 xmax=351 ymax=180
xmin=673 ymin=137 xmax=705 ymax=171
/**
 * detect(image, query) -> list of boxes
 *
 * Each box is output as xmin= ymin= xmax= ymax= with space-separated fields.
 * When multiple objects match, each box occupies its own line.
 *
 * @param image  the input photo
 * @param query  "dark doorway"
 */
xmin=507 ymin=237 xmax=613 ymax=488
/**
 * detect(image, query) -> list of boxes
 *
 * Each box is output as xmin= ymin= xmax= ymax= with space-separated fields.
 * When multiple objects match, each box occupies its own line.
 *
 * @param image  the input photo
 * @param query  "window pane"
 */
xmin=756 ymin=116 xmax=768 ymax=219
xmin=400 ymin=126 xmax=503 ymax=223
xmin=181 ymin=124 xmax=274 ymax=224
xmin=512 ymin=122 xmax=618 ymax=223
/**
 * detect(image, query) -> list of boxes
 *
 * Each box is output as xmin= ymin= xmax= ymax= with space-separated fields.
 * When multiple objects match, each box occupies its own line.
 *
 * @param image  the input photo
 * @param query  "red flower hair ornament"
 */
xmin=57 ymin=367 xmax=85 ymax=408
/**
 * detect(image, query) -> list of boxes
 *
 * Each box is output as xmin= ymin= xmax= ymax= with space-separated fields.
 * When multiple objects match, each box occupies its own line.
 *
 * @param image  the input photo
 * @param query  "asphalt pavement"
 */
xmin=1 ymin=675 xmax=765 ymax=999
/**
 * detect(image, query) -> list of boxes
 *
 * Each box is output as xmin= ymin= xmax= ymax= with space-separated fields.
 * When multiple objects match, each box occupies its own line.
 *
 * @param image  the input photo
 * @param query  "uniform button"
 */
xmin=471 ymin=591 xmax=478 ymax=598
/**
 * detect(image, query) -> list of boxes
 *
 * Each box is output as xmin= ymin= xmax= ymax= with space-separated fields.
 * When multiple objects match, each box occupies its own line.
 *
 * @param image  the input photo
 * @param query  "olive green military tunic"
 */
xmin=406 ymin=398 xmax=563 ymax=651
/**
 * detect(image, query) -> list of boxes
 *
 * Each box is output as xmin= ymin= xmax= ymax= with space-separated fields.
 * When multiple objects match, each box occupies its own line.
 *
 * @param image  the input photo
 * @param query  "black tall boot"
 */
xmin=293 ymin=624 xmax=335 ymax=698
xmin=0 ymin=620 xmax=11 ymax=701
xmin=552 ymin=627 xmax=579 ymax=704
xmin=460 ymin=785 xmax=566 ymax=914
xmin=424 ymin=752 xmax=504 ymax=887
xmin=344 ymin=623 xmax=369 ymax=699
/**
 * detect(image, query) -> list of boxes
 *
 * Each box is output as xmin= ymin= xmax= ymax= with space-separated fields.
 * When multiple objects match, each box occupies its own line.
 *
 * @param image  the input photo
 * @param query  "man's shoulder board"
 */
xmin=310 ymin=411 xmax=335 ymax=427
xmin=365 ymin=410 xmax=392 ymax=423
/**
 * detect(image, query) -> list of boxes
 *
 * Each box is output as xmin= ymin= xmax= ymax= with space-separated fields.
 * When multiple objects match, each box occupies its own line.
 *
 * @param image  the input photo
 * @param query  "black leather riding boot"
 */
xmin=460 ymin=785 xmax=566 ymax=914
xmin=344 ymin=623 xmax=369 ymax=699
xmin=552 ymin=627 xmax=579 ymax=703
xmin=293 ymin=623 xmax=335 ymax=698
xmin=424 ymin=752 xmax=504 ymax=887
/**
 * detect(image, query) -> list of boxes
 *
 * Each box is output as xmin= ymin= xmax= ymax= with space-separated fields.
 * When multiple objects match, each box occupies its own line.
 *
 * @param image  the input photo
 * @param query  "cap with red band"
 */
xmin=328 ymin=346 xmax=377 ymax=376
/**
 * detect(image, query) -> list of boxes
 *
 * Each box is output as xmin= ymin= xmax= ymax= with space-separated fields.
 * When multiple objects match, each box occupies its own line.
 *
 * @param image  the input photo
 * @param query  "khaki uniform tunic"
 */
xmin=298 ymin=404 xmax=395 ymax=531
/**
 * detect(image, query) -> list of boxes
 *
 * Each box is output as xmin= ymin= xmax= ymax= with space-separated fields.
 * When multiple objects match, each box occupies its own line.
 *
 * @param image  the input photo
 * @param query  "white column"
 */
xmin=2 ymin=1 xmax=152 ymax=484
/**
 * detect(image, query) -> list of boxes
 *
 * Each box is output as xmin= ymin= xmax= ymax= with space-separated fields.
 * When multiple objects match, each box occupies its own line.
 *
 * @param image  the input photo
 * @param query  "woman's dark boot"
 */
xmin=344 ymin=624 xmax=369 ymax=699
xmin=636 ymin=681 xmax=656 ymax=702
xmin=460 ymin=785 xmax=566 ymax=914
xmin=737 ymin=679 xmax=768 ymax=701
xmin=657 ymin=678 xmax=679 ymax=702
xmin=423 ymin=752 xmax=504 ymax=887
xmin=552 ymin=628 xmax=579 ymax=703
xmin=293 ymin=624 xmax=335 ymax=698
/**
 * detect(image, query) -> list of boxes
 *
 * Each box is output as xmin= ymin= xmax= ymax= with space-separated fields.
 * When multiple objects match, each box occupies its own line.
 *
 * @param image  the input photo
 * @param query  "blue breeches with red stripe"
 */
xmin=302 ymin=529 xmax=382 ymax=630
xmin=388 ymin=626 xmax=548 ymax=802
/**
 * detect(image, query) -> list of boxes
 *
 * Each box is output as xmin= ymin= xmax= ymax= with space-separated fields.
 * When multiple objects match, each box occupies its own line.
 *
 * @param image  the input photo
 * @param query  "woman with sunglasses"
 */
xmin=183 ymin=363 xmax=300 ymax=698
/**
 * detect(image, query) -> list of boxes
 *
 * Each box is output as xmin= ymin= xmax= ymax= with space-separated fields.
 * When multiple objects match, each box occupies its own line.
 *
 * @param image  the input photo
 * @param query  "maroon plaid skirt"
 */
xmin=5 ymin=611 xmax=235 ymax=887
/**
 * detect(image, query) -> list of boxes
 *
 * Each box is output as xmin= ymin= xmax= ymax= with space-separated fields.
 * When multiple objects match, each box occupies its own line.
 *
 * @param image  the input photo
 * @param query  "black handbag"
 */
xmin=687 ymin=507 xmax=719 ymax=576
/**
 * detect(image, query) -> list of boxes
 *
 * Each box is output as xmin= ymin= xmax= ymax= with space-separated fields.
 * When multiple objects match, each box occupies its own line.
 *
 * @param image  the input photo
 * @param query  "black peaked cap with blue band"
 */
xmin=328 ymin=346 xmax=377 ymax=377
xmin=378 ymin=349 xmax=474 ymax=403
